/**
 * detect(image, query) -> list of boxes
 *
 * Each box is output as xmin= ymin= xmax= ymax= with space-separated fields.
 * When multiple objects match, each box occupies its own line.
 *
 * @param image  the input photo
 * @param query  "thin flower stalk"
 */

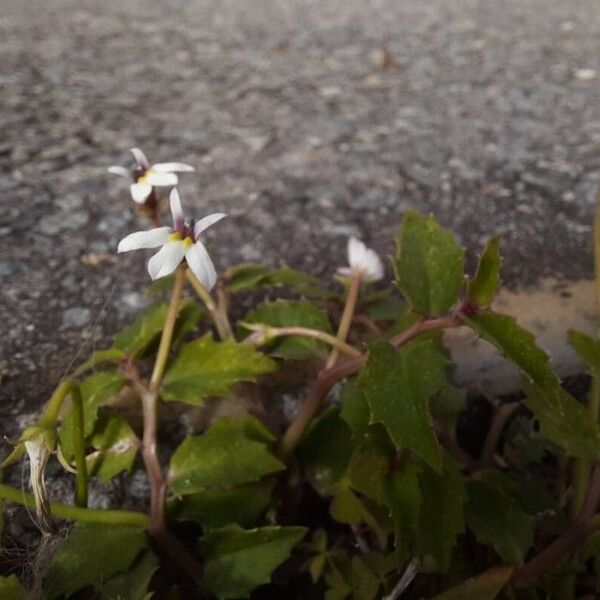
xmin=242 ymin=323 xmax=362 ymax=358
xmin=186 ymin=268 xmax=234 ymax=340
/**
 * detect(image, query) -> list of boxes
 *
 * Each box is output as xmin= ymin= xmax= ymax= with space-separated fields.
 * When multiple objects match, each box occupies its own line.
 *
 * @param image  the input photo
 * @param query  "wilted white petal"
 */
xmin=147 ymin=240 xmax=185 ymax=280
xmin=153 ymin=162 xmax=195 ymax=173
xmin=146 ymin=171 xmax=178 ymax=187
xmin=25 ymin=438 xmax=54 ymax=534
xmin=108 ymin=166 xmax=131 ymax=179
xmin=130 ymin=182 xmax=153 ymax=204
xmin=194 ymin=213 xmax=227 ymax=239
xmin=346 ymin=237 xmax=384 ymax=282
xmin=186 ymin=241 xmax=217 ymax=291
xmin=118 ymin=227 xmax=172 ymax=253
xmin=130 ymin=147 xmax=150 ymax=168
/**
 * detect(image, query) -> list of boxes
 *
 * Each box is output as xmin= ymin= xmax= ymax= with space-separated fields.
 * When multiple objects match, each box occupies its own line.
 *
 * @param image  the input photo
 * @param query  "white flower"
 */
xmin=25 ymin=435 xmax=54 ymax=534
xmin=118 ymin=189 xmax=226 ymax=289
xmin=108 ymin=147 xmax=194 ymax=204
xmin=337 ymin=237 xmax=384 ymax=282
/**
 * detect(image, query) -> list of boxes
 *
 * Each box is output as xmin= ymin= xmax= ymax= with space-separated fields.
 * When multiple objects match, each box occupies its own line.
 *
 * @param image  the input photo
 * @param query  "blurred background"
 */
xmin=1 ymin=0 xmax=599 ymax=411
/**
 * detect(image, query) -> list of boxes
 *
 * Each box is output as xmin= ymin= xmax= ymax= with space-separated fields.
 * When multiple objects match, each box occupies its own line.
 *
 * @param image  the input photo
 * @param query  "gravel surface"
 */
xmin=1 ymin=0 xmax=600 ymax=412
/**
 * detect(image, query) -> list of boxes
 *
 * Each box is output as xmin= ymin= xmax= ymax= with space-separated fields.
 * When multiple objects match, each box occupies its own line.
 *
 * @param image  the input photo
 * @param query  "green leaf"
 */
xmin=395 ymin=210 xmax=465 ymax=315
xmin=461 ymin=311 xmax=558 ymax=390
xmin=72 ymin=348 xmax=126 ymax=377
xmin=161 ymin=334 xmax=276 ymax=405
xmin=432 ymin=566 xmax=513 ymax=599
xmin=168 ymin=482 xmax=273 ymax=530
xmin=297 ymin=407 xmax=353 ymax=494
xmin=467 ymin=236 xmax=501 ymax=307
xmin=225 ymin=263 xmax=272 ymax=292
xmin=347 ymin=556 xmax=381 ymax=600
xmin=385 ymin=461 xmax=422 ymax=554
xmin=114 ymin=303 xmax=169 ymax=356
xmin=86 ymin=414 xmax=138 ymax=482
xmin=568 ymin=330 xmax=600 ymax=374
xmin=241 ymin=300 xmax=333 ymax=359
xmin=0 ymin=576 xmax=26 ymax=600
xmin=44 ymin=524 xmax=147 ymax=599
xmin=172 ymin=300 xmax=204 ymax=346
xmin=197 ymin=525 xmax=307 ymax=599
xmin=339 ymin=381 xmax=371 ymax=440
xmin=524 ymin=384 xmax=600 ymax=459
xmin=346 ymin=440 xmax=389 ymax=504
xmin=266 ymin=266 xmax=331 ymax=299
xmin=169 ymin=416 xmax=284 ymax=494
xmin=60 ymin=372 xmax=126 ymax=460
xmin=100 ymin=550 xmax=158 ymax=600
xmin=417 ymin=455 xmax=465 ymax=570
xmin=364 ymin=295 xmax=406 ymax=321
xmin=476 ymin=470 xmax=556 ymax=517
xmin=359 ymin=340 xmax=448 ymax=471
xmin=465 ymin=479 xmax=533 ymax=564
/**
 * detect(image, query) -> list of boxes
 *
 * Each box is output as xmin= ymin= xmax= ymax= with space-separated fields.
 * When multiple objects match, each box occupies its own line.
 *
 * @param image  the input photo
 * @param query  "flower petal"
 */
xmin=146 ymin=171 xmax=178 ymax=187
xmin=147 ymin=241 xmax=186 ymax=280
xmin=169 ymin=188 xmax=185 ymax=231
xmin=153 ymin=162 xmax=195 ymax=173
xmin=108 ymin=166 xmax=131 ymax=179
xmin=186 ymin=241 xmax=217 ymax=291
xmin=130 ymin=182 xmax=152 ymax=204
xmin=194 ymin=213 xmax=227 ymax=239
xmin=130 ymin=147 xmax=150 ymax=168
xmin=347 ymin=237 xmax=384 ymax=282
xmin=117 ymin=227 xmax=172 ymax=253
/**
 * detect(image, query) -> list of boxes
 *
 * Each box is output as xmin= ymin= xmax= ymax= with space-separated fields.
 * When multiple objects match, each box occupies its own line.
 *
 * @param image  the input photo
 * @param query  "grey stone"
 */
xmin=62 ymin=307 xmax=91 ymax=328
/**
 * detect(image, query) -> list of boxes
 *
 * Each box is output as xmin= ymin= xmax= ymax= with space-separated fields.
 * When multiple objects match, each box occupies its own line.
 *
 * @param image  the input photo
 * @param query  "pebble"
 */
xmin=62 ymin=307 xmax=91 ymax=328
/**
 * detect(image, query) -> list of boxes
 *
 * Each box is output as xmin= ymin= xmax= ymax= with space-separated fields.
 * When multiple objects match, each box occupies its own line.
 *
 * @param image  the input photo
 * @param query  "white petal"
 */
xmin=186 ymin=241 xmax=217 ymax=291
xmin=153 ymin=162 xmax=195 ymax=173
xmin=170 ymin=188 xmax=185 ymax=230
xmin=130 ymin=147 xmax=150 ymax=168
xmin=108 ymin=166 xmax=131 ymax=179
xmin=347 ymin=237 xmax=384 ymax=282
xmin=146 ymin=171 xmax=178 ymax=187
xmin=194 ymin=213 xmax=227 ymax=239
xmin=147 ymin=241 xmax=185 ymax=280
xmin=130 ymin=182 xmax=152 ymax=204
xmin=117 ymin=227 xmax=172 ymax=253
xmin=336 ymin=267 xmax=353 ymax=278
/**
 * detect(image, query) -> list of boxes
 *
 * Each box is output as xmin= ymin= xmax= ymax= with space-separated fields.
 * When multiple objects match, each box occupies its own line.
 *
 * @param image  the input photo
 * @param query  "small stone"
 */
xmin=575 ymin=68 xmax=596 ymax=81
xmin=63 ymin=307 xmax=91 ymax=328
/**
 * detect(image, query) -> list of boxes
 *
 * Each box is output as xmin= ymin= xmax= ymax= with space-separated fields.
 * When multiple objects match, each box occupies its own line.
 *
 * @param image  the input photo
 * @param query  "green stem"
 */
xmin=186 ymin=270 xmax=233 ymax=340
xmin=0 ymin=483 xmax=148 ymax=527
xmin=144 ymin=265 xmax=186 ymax=535
xmin=39 ymin=380 xmax=88 ymax=508
xmin=325 ymin=274 xmax=361 ymax=369
xmin=244 ymin=325 xmax=362 ymax=358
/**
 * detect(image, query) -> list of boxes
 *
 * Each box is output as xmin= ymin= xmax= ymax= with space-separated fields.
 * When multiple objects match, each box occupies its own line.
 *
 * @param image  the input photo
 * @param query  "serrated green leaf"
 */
xmin=172 ymin=300 xmax=204 ymax=346
xmin=476 ymin=470 xmax=556 ymax=517
xmin=417 ymin=454 xmax=465 ymax=571
xmin=524 ymin=384 xmax=600 ymax=459
xmin=197 ymin=525 xmax=307 ymax=599
xmin=101 ymin=550 xmax=158 ymax=600
xmin=60 ymin=372 xmax=126 ymax=460
xmin=465 ymin=479 xmax=533 ymax=564
xmin=0 ymin=575 xmax=26 ymax=600
xmin=339 ymin=380 xmax=371 ymax=440
xmin=114 ymin=303 xmax=169 ymax=356
xmin=168 ymin=481 xmax=273 ymax=529
xmin=461 ymin=311 xmax=558 ymax=390
xmin=208 ymin=414 xmax=277 ymax=444
xmin=169 ymin=416 xmax=284 ymax=494
xmin=72 ymin=348 xmax=126 ymax=377
xmin=432 ymin=566 xmax=513 ymax=599
xmin=467 ymin=236 xmax=501 ymax=307
xmin=241 ymin=299 xmax=333 ymax=359
xmin=385 ymin=461 xmax=422 ymax=554
xmin=568 ymin=330 xmax=600 ymax=374
xmin=346 ymin=440 xmax=389 ymax=504
xmin=363 ymin=295 xmax=406 ymax=321
xmin=347 ymin=556 xmax=380 ymax=600
xmin=267 ymin=266 xmax=331 ymax=299
xmin=44 ymin=524 xmax=147 ymax=599
xmin=86 ymin=414 xmax=138 ymax=482
xmin=161 ymin=334 xmax=276 ymax=405
xmin=297 ymin=407 xmax=353 ymax=494
xmin=395 ymin=210 xmax=465 ymax=315
xmin=359 ymin=340 xmax=448 ymax=471
xmin=225 ymin=263 xmax=272 ymax=292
